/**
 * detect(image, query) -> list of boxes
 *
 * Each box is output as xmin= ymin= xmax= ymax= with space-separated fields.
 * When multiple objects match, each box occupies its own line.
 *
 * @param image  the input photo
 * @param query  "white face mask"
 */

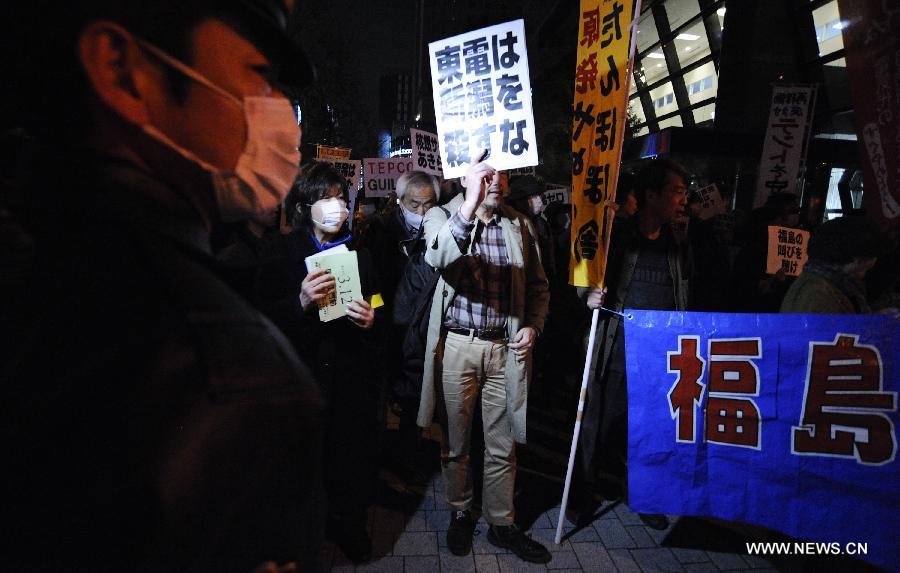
xmin=400 ymin=202 xmax=424 ymax=231
xmin=137 ymin=39 xmax=300 ymax=223
xmin=310 ymin=197 xmax=349 ymax=230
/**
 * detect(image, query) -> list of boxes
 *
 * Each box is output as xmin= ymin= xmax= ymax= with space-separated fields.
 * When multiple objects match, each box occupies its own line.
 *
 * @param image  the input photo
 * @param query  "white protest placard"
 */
xmin=314 ymin=158 xmax=362 ymax=192
xmin=543 ymin=183 xmax=572 ymax=206
xmin=692 ymin=183 xmax=727 ymax=220
xmin=410 ymin=128 xmax=443 ymax=176
xmin=754 ymin=85 xmax=816 ymax=208
xmin=766 ymin=225 xmax=810 ymax=276
xmin=363 ymin=157 xmax=416 ymax=198
xmin=304 ymin=246 xmax=362 ymax=322
xmin=429 ymin=19 xmax=539 ymax=178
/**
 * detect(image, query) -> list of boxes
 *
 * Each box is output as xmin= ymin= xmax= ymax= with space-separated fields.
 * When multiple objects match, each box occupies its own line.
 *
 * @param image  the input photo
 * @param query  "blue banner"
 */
xmin=625 ymin=311 xmax=899 ymax=570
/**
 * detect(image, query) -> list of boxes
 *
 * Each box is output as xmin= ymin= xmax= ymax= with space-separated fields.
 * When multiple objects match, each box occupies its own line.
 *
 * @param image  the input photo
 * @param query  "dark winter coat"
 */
xmin=1 ymin=150 xmax=324 ymax=572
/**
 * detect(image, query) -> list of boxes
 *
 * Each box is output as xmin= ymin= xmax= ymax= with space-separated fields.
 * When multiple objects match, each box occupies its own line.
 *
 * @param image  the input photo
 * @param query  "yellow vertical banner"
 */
xmin=569 ymin=0 xmax=635 ymax=288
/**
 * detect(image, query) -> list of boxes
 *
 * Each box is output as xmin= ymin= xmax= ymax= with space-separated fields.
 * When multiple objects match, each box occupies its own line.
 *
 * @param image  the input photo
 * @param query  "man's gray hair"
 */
xmin=396 ymin=170 xmax=440 ymax=200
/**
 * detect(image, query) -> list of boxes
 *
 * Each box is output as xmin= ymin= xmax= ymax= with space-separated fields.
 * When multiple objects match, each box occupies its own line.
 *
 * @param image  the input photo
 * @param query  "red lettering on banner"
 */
xmin=706 ymin=397 xmax=761 ymax=448
xmin=575 ymin=53 xmax=598 ymax=94
xmin=706 ymin=338 xmax=762 ymax=449
xmin=792 ymin=334 xmax=897 ymax=465
xmin=667 ymin=336 xmax=706 ymax=443
xmin=580 ymin=8 xmax=600 ymax=48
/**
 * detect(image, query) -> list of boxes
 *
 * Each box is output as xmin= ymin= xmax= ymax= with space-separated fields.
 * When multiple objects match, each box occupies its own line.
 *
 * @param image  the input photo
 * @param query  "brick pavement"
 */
xmin=318 ymin=442 xmax=784 ymax=572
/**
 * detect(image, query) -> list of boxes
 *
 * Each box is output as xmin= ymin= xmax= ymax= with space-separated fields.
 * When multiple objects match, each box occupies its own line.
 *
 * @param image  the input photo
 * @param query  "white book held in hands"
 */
xmin=304 ymin=245 xmax=362 ymax=322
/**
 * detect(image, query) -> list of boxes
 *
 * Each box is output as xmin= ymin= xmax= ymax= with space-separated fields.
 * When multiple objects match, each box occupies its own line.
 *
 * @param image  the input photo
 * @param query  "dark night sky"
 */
xmin=295 ymin=1 xmax=572 ymax=162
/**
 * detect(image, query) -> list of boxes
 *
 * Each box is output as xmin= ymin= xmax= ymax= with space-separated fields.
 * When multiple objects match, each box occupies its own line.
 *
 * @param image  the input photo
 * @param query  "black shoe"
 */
xmin=487 ymin=524 xmax=552 ymax=564
xmin=638 ymin=513 xmax=670 ymax=530
xmin=327 ymin=518 xmax=372 ymax=563
xmin=565 ymin=495 xmax=602 ymax=527
xmin=447 ymin=510 xmax=476 ymax=556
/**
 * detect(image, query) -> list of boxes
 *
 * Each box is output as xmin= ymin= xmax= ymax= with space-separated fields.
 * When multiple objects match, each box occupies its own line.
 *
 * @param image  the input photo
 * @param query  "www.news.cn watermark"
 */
xmin=746 ymin=542 xmax=868 ymax=556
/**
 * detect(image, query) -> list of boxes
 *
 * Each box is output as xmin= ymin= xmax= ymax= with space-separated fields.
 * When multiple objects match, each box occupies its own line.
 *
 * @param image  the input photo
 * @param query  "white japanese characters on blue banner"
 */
xmin=428 ymin=19 xmax=539 ymax=178
xmin=625 ymin=310 xmax=899 ymax=571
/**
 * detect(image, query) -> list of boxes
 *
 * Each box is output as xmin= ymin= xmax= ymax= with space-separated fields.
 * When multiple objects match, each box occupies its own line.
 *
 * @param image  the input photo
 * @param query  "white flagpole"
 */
xmin=556 ymin=0 xmax=643 ymax=545
xmin=555 ymin=306 xmax=600 ymax=545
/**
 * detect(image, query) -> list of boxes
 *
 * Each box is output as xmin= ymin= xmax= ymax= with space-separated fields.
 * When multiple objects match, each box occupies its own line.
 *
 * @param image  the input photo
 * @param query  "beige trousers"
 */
xmin=438 ymin=331 xmax=515 ymax=526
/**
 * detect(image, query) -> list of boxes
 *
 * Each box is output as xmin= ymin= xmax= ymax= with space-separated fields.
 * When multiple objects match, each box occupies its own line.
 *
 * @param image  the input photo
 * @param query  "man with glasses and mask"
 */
xmin=568 ymin=158 xmax=693 ymax=531
xmin=2 ymin=1 xmax=323 ymax=571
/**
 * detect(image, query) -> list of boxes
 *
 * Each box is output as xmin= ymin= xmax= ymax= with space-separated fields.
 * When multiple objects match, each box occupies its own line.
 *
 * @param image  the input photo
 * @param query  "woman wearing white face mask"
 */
xmin=254 ymin=161 xmax=384 ymax=562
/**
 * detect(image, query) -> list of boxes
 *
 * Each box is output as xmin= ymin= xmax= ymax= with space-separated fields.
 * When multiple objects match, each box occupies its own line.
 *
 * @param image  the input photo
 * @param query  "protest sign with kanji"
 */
xmin=754 ymin=85 xmax=815 ymax=208
xmin=766 ymin=225 xmax=810 ymax=276
xmin=543 ymin=183 xmax=572 ymax=206
xmin=363 ymin=157 xmax=415 ymax=198
xmin=316 ymin=145 xmax=352 ymax=160
xmin=314 ymin=158 xmax=361 ymax=193
xmin=838 ymin=0 xmax=900 ymax=230
xmin=428 ymin=19 xmax=538 ymax=178
xmin=410 ymin=128 xmax=443 ymax=176
xmin=691 ymin=183 xmax=727 ymax=220
xmin=625 ymin=310 xmax=899 ymax=571
xmin=570 ymin=0 xmax=635 ymax=288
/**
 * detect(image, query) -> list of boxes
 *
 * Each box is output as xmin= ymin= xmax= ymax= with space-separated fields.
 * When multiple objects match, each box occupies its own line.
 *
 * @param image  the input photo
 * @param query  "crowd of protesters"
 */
xmin=2 ymin=1 xmax=899 ymax=572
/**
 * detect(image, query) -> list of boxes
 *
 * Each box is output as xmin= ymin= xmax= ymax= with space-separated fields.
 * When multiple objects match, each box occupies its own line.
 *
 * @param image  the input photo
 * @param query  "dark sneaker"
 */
xmin=327 ymin=517 xmax=372 ymax=563
xmin=564 ymin=494 xmax=602 ymax=527
xmin=638 ymin=513 xmax=670 ymax=530
xmin=447 ymin=510 xmax=476 ymax=556
xmin=487 ymin=524 xmax=552 ymax=564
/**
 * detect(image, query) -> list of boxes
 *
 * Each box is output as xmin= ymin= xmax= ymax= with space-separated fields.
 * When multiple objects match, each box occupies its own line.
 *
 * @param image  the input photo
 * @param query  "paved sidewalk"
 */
xmin=316 ymin=419 xmax=790 ymax=573
xmin=319 ymin=414 xmax=882 ymax=573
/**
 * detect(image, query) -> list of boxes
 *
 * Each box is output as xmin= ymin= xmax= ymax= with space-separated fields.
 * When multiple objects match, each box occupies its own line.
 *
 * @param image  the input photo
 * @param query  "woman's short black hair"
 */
xmin=287 ymin=161 xmax=347 ymax=228
xmin=808 ymin=215 xmax=882 ymax=265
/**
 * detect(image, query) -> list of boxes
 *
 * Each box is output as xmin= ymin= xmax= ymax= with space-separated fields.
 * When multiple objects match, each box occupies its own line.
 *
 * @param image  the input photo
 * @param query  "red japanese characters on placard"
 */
xmin=706 ymin=339 xmax=762 ymax=449
xmin=665 ymin=332 xmax=898 ymax=465
xmin=667 ymin=336 xmax=706 ymax=443
xmin=792 ymin=333 xmax=897 ymax=466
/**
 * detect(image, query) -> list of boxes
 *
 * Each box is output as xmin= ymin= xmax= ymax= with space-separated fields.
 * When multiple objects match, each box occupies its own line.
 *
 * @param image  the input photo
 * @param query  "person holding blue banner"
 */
xmin=568 ymin=158 xmax=692 ymax=530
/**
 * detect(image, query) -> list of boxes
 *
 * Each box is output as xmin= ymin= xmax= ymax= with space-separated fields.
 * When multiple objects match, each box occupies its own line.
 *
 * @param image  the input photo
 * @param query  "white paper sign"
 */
xmin=766 ymin=225 xmax=810 ymax=276
xmin=363 ymin=157 xmax=416 ymax=198
xmin=692 ymin=183 xmax=727 ymax=220
xmin=754 ymin=86 xmax=815 ymax=208
xmin=410 ymin=128 xmax=443 ymax=176
xmin=543 ymin=183 xmax=572 ymax=205
xmin=314 ymin=158 xmax=362 ymax=192
xmin=429 ymin=19 xmax=539 ymax=178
